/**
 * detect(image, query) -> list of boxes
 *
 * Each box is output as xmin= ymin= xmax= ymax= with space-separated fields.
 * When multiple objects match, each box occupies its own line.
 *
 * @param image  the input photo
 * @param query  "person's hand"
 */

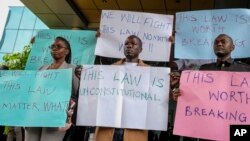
xmin=58 ymin=109 xmax=73 ymax=132
xmin=172 ymin=88 xmax=181 ymax=101
xmin=67 ymin=109 xmax=74 ymax=120
xmin=96 ymin=30 xmax=100 ymax=38
xmin=169 ymin=71 xmax=180 ymax=89
xmin=168 ymin=35 xmax=175 ymax=44
xmin=59 ymin=122 xmax=72 ymax=132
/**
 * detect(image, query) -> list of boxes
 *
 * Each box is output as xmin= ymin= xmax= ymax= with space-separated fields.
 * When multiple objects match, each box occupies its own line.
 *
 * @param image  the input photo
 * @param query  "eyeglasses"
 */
xmin=49 ymin=45 xmax=67 ymax=50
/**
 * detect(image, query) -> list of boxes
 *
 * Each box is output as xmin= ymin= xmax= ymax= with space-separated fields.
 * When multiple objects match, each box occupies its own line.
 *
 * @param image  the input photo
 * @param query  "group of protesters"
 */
xmin=1 ymin=13 xmax=250 ymax=141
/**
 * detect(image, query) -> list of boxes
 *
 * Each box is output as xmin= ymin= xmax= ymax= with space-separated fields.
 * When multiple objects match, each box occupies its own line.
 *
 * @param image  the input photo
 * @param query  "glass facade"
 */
xmin=0 ymin=6 xmax=49 ymax=62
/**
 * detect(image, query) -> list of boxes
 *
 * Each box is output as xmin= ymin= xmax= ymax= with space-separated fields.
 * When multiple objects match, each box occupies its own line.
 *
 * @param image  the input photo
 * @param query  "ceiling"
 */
xmin=20 ymin=0 xmax=250 ymax=30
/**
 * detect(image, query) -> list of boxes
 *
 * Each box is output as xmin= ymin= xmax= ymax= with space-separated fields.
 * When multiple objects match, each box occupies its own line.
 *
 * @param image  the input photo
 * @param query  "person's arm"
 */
xmin=168 ymin=35 xmax=176 ymax=70
xmin=172 ymin=88 xmax=182 ymax=101
xmin=58 ymin=109 xmax=73 ymax=132
xmin=71 ymin=73 xmax=79 ymax=101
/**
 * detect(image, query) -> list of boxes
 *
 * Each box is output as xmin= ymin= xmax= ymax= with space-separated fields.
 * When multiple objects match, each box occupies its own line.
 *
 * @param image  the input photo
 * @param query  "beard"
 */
xmin=125 ymin=54 xmax=134 ymax=59
xmin=124 ymin=51 xmax=134 ymax=58
xmin=215 ymin=52 xmax=225 ymax=58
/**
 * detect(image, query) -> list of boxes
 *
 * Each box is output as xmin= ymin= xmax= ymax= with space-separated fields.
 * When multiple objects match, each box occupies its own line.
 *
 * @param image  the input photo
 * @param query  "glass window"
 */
xmin=19 ymin=7 xmax=36 ymax=29
xmin=32 ymin=30 xmax=38 ymax=37
xmin=0 ymin=30 xmax=18 ymax=53
xmin=0 ymin=7 xmax=49 ymax=63
xmin=13 ymin=30 xmax=33 ymax=52
xmin=34 ymin=18 xmax=49 ymax=29
xmin=5 ymin=7 xmax=24 ymax=29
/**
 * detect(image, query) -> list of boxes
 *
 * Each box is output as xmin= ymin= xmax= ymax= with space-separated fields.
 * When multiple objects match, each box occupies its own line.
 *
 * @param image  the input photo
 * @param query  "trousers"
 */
xmin=7 ymin=127 xmax=23 ymax=141
xmin=25 ymin=127 xmax=66 ymax=141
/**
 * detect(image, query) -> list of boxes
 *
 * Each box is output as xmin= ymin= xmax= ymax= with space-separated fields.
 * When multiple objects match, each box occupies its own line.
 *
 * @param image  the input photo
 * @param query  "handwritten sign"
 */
xmin=25 ymin=29 xmax=96 ymax=70
xmin=175 ymin=9 xmax=250 ymax=59
xmin=77 ymin=65 xmax=170 ymax=130
xmin=0 ymin=69 xmax=72 ymax=127
xmin=95 ymin=10 xmax=173 ymax=62
xmin=174 ymin=70 xmax=250 ymax=141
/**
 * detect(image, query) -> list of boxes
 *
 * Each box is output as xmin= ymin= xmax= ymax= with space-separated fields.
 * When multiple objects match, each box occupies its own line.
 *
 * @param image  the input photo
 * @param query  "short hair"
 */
xmin=215 ymin=34 xmax=234 ymax=45
xmin=75 ymin=65 xmax=83 ymax=71
xmin=55 ymin=36 xmax=72 ymax=63
xmin=127 ymin=35 xmax=142 ymax=48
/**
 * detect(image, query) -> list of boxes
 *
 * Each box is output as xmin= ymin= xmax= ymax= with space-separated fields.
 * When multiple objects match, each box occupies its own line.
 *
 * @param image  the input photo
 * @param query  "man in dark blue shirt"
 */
xmin=200 ymin=34 xmax=250 ymax=71
xmin=173 ymin=34 xmax=250 ymax=100
xmin=172 ymin=34 xmax=250 ymax=140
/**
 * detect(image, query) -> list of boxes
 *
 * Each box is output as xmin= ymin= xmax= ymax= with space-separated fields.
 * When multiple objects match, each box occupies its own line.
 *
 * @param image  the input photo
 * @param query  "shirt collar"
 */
xmin=216 ymin=58 xmax=234 ymax=67
xmin=119 ymin=58 xmax=148 ymax=66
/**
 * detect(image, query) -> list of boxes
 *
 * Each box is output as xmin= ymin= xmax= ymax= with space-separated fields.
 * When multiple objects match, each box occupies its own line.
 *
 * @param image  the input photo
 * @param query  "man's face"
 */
xmin=124 ymin=37 xmax=142 ymax=59
xmin=213 ymin=35 xmax=234 ymax=58
xmin=75 ymin=68 xmax=82 ymax=79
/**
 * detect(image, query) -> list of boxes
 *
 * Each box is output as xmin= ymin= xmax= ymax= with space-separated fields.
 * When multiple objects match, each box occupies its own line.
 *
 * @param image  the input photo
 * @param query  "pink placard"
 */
xmin=174 ymin=70 xmax=250 ymax=141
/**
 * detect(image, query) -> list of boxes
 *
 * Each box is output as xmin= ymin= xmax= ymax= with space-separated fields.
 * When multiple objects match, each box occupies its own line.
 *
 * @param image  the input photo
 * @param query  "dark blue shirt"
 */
xmin=200 ymin=58 xmax=250 ymax=72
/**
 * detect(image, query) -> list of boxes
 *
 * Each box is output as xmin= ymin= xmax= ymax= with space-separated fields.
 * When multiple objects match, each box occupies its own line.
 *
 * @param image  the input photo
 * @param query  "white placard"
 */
xmin=95 ymin=10 xmax=173 ymax=62
xmin=77 ymin=65 xmax=170 ymax=130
